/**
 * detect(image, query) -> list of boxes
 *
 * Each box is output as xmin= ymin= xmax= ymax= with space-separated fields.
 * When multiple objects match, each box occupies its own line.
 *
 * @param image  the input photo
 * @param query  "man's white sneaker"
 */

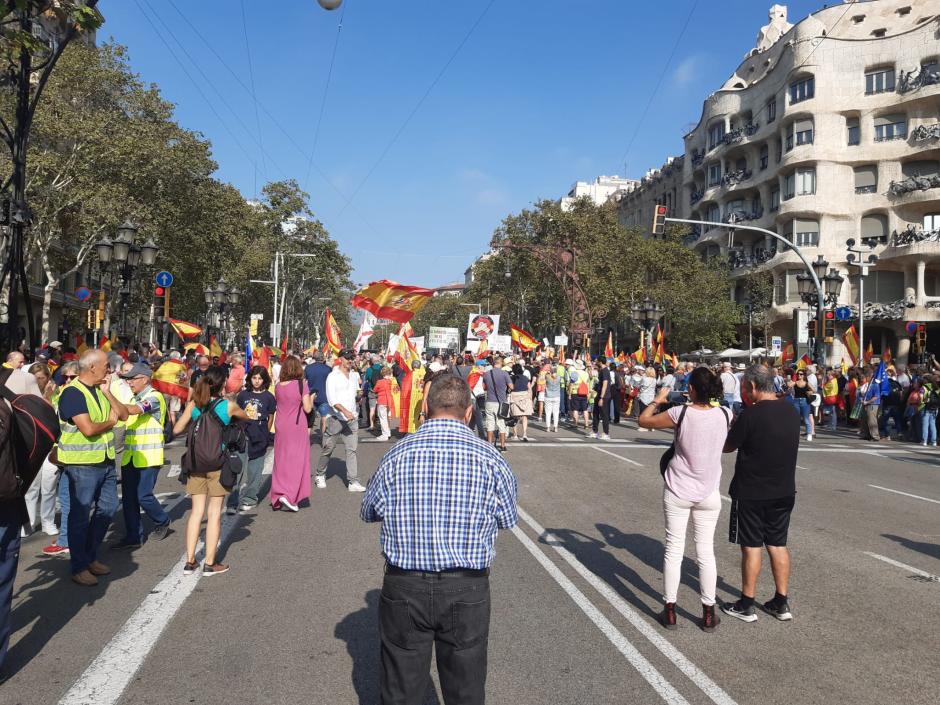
xmin=600 ymin=434 xmax=610 ymax=441
xmin=377 ymin=435 xmax=390 ymax=441
xmin=589 ymin=432 xmax=597 ymax=439
xmin=806 ymin=434 xmax=813 ymax=442
xmin=315 ymin=476 xmax=327 ymax=489
xmin=348 ymin=481 xmax=366 ymax=493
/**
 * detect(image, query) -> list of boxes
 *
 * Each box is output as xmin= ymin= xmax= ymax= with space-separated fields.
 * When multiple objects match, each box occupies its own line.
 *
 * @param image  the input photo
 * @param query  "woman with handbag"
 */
xmin=173 ymin=366 xmax=250 ymax=576
xmin=509 ymin=362 xmax=533 ymax=441
xmin=270 ymin=356 xmax=313 ymax=512
xmin=788 ymin=370 xmax=814 ymax=441
xmin=639 ymin=366 xmax=729 ymax=633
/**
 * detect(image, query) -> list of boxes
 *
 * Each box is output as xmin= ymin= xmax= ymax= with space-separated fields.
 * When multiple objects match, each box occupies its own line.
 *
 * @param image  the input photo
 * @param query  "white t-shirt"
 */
xmin=325 ymin=367 xmax=360 ymax=417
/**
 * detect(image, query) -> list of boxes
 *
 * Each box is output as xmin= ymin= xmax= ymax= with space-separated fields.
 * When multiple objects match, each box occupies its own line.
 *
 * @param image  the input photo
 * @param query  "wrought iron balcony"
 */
xmin=898 ymin=65 xmax=940 ymax=94
xmin=691 ymin=149 xmax=705 ymax=167
xmin=690 ymin=188 xmax=704 ymax=206
xmin=912 ymin=123 xmax=940 ymax=142
xmin=854 ymin=185 xmax=877 ymax=194
xmin=723 ymin=127 xmax=744 ymax=146
xmin=744 ymin=122 xmax=760 ymax=136
xmin=888 ymin=174 xmax=940 ymax=197
xmin=891 ymin=225 xmax=940 ymax=246
xmin=722 ymin=206 xmax=763 ymax=224
xmin=720 ymin=168 xmax=752 ymax=187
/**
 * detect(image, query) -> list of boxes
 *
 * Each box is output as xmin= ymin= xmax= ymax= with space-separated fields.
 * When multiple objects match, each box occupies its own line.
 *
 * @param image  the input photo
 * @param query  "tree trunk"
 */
xmin=40 ymin=278 xmax=56 ymax=343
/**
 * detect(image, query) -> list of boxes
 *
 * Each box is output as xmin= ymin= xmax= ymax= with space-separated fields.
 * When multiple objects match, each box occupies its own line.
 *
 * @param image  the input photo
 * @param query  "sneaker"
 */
xmin=237 ymin=504 xmax=255 ymax=515
xmin=761 ymin=599 xmax=793 ymax=621
xmin=701 ymin=604 xmax=720 ymax=632
xmin=522 ymin=436 xmax=530 ymax=442
xmin=377 ymin=435 xmax=390 ymax=441
xmin=932 ymin=443 xmax=938 ymax=447
xmin=202 ymin=562 xmax=230 ymax=576
xmin=88 ymin=561 xmax=111 ymax=576
xmin=42 ymin=543 xmax=69 ymax=557
xmin=278 ymin=497 xmax=299 ymax=512
xmin=922 ymin=442 xmax=928 ymax=447
xmin=41 ymin=525 xmax=59 ymax=536
xmin=183 ymin=561 xmax=199 ymax=576
xmin=315 ymin=476 xmax=327 ymax=489
xmin=660 ymin=602 xmax=677 ymax=631
xmin=806 ymin=434 xmax=813 ymax=442
xmin=348 ymin=481 xmax=366 ymax=493
xmin=600 ymin=434 xmax=610 ymax=441
xmin=589 ymin=432 xmax=597 ymax=439
xmin=225 ymin=506 xmax=237 ymax=516
xmin=721 ymin=599 xmax=758 ymax=623
xmin=152 ymin=523 xmax=171 ymax=541
xmin=71 ymin=569 xmax=98 ymax=587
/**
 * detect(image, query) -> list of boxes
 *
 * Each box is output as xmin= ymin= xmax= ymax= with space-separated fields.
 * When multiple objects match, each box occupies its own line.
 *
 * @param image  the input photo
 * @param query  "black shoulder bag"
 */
xmin=489 ymin=371 xmax=511 ymax=419
xmin=659 ymin=405 xmax=688 ymax=478
xmin=295 ymin=379 xmax=316 ymax=428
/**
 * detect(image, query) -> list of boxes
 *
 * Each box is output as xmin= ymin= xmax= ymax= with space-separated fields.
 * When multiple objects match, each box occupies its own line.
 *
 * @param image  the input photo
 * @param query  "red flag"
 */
xmin=604 ymin=331 xmax=614 ymax=359
xmin=350 ymin=280 xmax=434 ymax=324
xmin=280 ymin=335 xmax=289 ymax=356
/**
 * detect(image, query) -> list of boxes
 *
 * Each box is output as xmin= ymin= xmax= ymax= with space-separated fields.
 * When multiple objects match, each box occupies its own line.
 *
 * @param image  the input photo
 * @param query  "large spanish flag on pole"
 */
xmin=510 ymin=324 xmax=539 ymax=353
xmin=152 ymin=358 xmax=189 ymax=401
xmin=324 ymin=308 xmax=343 ymax=354
xmin=842 ymin=324 xmax=860 ymax=366
xmin=168 ymin=318 xmax=203 ymax=340
xmin=350 ymin=280 xmax=434 ymax=324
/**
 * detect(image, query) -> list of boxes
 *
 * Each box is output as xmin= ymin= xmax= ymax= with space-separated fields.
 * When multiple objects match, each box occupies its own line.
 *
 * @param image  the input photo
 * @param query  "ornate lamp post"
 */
xmin=204 ymin=277 xmax=239 ymax=347
xmin=93 ymin=221 xmax=159 ymax=339
xmin=797 ymin=255 xmax=844 ymax=362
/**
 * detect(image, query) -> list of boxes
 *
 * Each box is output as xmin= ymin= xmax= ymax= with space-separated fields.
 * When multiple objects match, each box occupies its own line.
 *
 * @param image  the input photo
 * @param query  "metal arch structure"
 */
xmin=666 ymin=216 xmax=826 ymax=364
xmin=496 ymin=241 xmax=607 ymax=351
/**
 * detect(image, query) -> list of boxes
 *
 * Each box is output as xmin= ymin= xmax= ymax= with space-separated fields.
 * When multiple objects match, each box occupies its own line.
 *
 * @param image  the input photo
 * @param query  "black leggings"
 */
xmin=593 ymin=398 xmax=610 ymax=434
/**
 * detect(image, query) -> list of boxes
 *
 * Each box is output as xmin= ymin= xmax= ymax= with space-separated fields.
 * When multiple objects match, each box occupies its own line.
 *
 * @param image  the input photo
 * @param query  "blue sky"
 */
xmin=102 ymin=0 xmax=824 ymax=290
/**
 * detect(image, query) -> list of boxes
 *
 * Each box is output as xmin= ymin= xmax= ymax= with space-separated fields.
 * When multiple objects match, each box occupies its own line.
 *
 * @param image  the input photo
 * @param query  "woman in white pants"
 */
xmin=639 ymin=366 xmax=730 ymax=633
xmin=544 ymin=367 xmax=561 ymax=432
xmin=24 ymin=362 xmax=61 ymax=535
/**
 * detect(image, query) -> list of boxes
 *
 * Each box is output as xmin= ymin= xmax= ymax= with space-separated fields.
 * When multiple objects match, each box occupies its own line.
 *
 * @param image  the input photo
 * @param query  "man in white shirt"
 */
xmin=315 ymin=349 xmax=365 ymax=492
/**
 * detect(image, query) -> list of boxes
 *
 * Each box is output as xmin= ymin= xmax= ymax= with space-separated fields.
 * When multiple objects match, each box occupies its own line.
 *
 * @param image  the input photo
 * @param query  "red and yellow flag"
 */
xmin=168 ymin=318 xmax=203 ymax=340
xmin=797 ymin=353 xmax=812 ymax=370
xmin=634 ymin=347 xmax=646 ymax=364
xmin=75 ymin=333 xmax=88 ymax=355
xmin=670 ymin=352 xmax=679 ymax=369
xmin=209 ymin=335 xmax=226 ymax=363
xmin=882 ymin=346 xmax=893 ymax=364
xmin=324 ymin=308 xmax=343 ymax=354
xmin=183 ymin=342 xmax=210 ymax=356
xmin=152 ymin=358 xmax=189 ymax=401
xmin=842 ymin=324 xmax=860 ymax=366
xmin=655 ymin=324 xmax=664 ymax=345
xmin=99 ymin=337 xmax=111 ymax=352
xmin=510 ymin=324 xmax=539 ymax=353
xmin=863 ymin=340 xmax=874 ymax=364
xmin=653 ymin=341 xmax=664 ymax=364
xmin=280 ymin=335 xmax=289 ymax=357
xmin=475 ymin=338 xmax=489 ymax=360
xmin=604 ymin=331 xmax=614 ymax=359
xmin=350 ymin=280 xmax=434 ymax=324
xmin=781 ymin=342 xmax=795 ymax=365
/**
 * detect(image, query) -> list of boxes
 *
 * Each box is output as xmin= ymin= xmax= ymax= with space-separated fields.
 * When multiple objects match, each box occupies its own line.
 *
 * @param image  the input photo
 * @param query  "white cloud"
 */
xmin=456 ymin=168 xmax=509 ymax=206
xmin=673 ymin=56 xmax=698 ymax=86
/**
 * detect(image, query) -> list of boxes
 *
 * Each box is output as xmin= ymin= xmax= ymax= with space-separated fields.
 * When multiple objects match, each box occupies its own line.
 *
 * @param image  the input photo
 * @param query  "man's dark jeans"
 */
xmin=121 ymin=464 xmax=169 ymax=544
xmin=65 ymin=463 xmax=118 ymax=575
xmin=379 ymin=571 xmax=490 ymax=705
xmin=0 ymin=500 xmax=23 ymax=674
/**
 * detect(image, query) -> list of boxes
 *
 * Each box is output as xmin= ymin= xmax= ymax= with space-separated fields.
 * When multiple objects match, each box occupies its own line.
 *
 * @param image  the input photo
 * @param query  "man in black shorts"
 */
xmin=722 ymin=364 xmax=801 ymax=623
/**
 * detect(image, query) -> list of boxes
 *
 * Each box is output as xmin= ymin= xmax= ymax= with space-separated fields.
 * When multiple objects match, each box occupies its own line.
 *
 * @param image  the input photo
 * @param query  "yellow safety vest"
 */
xmin=122 ymin=388 xmax=166 ymax=469
xmin=58 ymin=380 xmax=115 ymax=465
xmin=110 ymin=378 xmax=133 ymax=430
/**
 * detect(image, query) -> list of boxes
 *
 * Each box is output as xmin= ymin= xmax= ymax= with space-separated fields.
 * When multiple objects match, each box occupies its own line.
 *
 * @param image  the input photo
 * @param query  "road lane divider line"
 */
xmin=867 ymin=484 xmax=940 ymax=505
xmin=795 ymin=465 xmax=809 ymax=470
xmin=510 ymin=524 xmax=691 ymax=705
xmin=58 ymin=508 xmax=243 ymax=705
xmin=593 ymin=446 xmax=643 ymax=466
xmin=863 ymin=552 xmax=940 ymax=581
xmin=516 ymin=506 xmax=739 ymax=705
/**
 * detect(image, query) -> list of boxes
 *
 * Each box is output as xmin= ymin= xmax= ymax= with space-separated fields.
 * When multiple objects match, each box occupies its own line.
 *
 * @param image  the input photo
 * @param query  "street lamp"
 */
xmin=95 ymin=236 xmax=113 ymax=266
xmin=93 ymin=220 xmax=159 ymax=339
xmin=846 ymin=238 xmax=879 ymax=362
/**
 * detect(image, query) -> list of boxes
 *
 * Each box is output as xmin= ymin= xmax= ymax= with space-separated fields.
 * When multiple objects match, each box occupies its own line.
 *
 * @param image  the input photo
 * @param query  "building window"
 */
xmin=861 ymin=213 xmax=889 ymax=242
xmin=774 ymin=274 xmax=785 ymax=305
xmin=902 ymin=160 xmax=940 ymax=178
xmin=874 ymin=114 xmax=907 ymax=141
xmin=790 ymin=219 xmax=820 ymax=247
xmin=708 ymin=122 xmax=725 ymax=150
xmin=846 ymin=116 xmax=860 ymax=145
xmin=784 ymin=173 xmax=795 ymax=200
xmin=705 ymin=203 xmax=720 ymax=225
xmin=786 ymin=119 xmax=814 ymax=151
xmin=925 ymin=213 xmax=940 ymax=230
xmin=770 ymin=188 xmax=780 ymax=211
xmin=707 ymin=162 xmax=721 ymax=186
xmin=865 ymin=67 xmax=895 ymax=94
xmin=759 ymin=144 xmax=769 ymax=170
xmin=854 ymin=165 xmax=878 ymax=194
xmin=775 ymin=138 xmax=783 ymax=163
xmin=785 ymin=167 xmax=817 ymax=197
xmin=767 ymin=98 xmax=777 ymax=122
xmin=789 ymin=76 xmax=814 ymax=104
xmin=786 ymin=269 xmax=804 ymax=302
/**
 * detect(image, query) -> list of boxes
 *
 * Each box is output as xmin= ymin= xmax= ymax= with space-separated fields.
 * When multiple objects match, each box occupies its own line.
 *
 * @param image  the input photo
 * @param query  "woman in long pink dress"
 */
xmin=271 ymin=356 xmax=313 ymax=511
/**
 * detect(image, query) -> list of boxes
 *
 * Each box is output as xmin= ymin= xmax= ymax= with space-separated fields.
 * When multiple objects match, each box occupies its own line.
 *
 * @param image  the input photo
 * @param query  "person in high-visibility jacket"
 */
xmin=112 ymin=362 xmax=171 ymax=548
xmin=57 ymin=349 xmax=127 ymax=587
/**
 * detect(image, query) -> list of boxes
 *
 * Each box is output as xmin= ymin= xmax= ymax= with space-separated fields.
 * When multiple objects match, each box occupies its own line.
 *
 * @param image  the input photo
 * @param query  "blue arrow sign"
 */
xmin=154 ymin=271 xmax=174 ymax=288
xmin=835 ymin=306 xmax=852 ymax=321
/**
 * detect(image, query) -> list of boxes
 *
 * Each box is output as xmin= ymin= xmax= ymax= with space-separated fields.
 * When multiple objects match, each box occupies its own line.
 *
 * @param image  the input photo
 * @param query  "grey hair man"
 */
xmin=721 ymin=364 xmax=800 ymax=623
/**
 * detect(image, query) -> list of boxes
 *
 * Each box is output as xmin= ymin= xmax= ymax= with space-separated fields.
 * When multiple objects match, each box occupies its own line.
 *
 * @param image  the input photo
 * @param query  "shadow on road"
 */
xmin=335 ymin=589 xmax=442 ymax=705
xmin=881 ymin=533 xmax=940 ymax=562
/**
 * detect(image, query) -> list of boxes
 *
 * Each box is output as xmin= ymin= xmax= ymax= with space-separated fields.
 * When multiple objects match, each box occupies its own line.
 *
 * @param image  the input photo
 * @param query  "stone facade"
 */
xmin=616 ymin=0 xmax=940 ymax=364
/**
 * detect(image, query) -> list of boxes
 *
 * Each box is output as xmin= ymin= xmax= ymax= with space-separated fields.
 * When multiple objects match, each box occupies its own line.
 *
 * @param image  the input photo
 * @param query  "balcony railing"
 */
xmin=721 ymin=168 xmax=752 ymax=187
xmin=723 ymin=127 xmax=744 ymax=146
xmin=891 ymin=225 xmax=940 ymax=247
xmin=682 ymin=226 xmax=702 ymax=246
xmin=854 ymin=185 xmax=877 ymax=194
xmin=875 ymin=130 xmax=907 ymax=142
xmin=691 ymin=149 xmax=705 ymax=167
xmin=727 ymin=243 xmax=777 ymax=270
xmin=690 ymin=188 xmax=704 ymax=206
xmin=723 ymin=206 xmax=764 ymax=224
xmin=911 ymin=123 xmax=940 ymax=142
xmin=744 ymin=122 xmax=760 ymax=137
xmin=888 ymin=174 xmax=940 ymax=197
xmin=898 ymin=65 xmax=940 ymax=94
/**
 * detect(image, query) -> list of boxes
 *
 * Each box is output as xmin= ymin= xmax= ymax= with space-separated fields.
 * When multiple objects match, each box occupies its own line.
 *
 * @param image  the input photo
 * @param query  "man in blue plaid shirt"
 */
xmin=361 ymin=373 xmax=517 ymax=705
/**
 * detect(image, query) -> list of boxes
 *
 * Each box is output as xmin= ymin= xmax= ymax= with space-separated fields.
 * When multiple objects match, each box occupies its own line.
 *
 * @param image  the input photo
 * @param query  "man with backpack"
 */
xmin=0 ymin=395 xmax=22 ymax=679
xmin=57 ymin=349 xmax=127 ymax=587
xmin=879 ymin=368 xmax=905 ymax=440
xmin=919 ymin=374 xmax=939 ymax=446
xmin=568 ymin=360 xmax=590 ymax=430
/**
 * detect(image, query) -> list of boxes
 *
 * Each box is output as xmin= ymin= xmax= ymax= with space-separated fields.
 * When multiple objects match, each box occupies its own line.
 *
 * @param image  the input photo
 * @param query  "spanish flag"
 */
xmin=863 ymin=340 xmax=874 ymax=364
xmin=510 ymin=324 xmax=539 ymax=353
xmin=324 ymin=308 xmax=342 ymax=353
xmin=603 ymin=331 xmax=614 ymax=359
xmin=75 ymin=333 xmax=88 ymax=355
xmin=152 ymin=358 xmax=189 ymax=401
xmin=781 ymin=342 xmax=795 ymax=365
xmin=475 ymin=338 xmax=489 ymax=359
xmin=842 ymin=324 xmax=860 ymax=366
xmin=209 ymin=335 xmax=226 ymax=363
xmin=653 ymin=341 xmax=664 ymax=364
xmin=882 ymin=346 xmax=893 ymax=364
xmin=670 ymin=352 xmax=680 ymax=369
xmin=169 ymin=318 xmax=203 ymax=340
xmin=634 ymin=347 xmax=646 ymax=364
xmin=350 ymin=280 xmax=434 ymax=324
xmin=99 ymin=337 xmax=111 ymax=352
xmin=796 ymin=354 xmax=812 ymax=370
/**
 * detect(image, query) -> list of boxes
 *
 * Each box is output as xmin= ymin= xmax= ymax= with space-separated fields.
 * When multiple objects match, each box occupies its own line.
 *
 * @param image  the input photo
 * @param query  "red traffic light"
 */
xmin=825 ymin=310 xmax=834 ymax=319
xmin=154 ymin=286 xmax=165 ymax=297
xmin=918 ymin=324 xmax=927 ymax=332
xmin=656 ymin=205 xmax=667 ymax=215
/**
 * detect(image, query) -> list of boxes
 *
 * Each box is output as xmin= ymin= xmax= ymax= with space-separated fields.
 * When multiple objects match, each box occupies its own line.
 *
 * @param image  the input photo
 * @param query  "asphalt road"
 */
xmin=3 ymin=416 xmax=938 ymax=705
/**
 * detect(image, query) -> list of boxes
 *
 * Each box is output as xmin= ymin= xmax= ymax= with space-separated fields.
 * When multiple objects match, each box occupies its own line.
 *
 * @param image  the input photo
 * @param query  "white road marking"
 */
xmin=593 ymin=446 xmax=643 ymax=466
xmin=795 ymin=465 xmax=809 ymax=470
xmin=510 ymin=525 xmax=691 ymax=704
xmin=59 ymin=509 xmax=242 ymax=705
xmin=721 ymin=495 xmax=731 ymax=503
xmin=864 ymin=552 xmax=940 ymax=581
xmin=516 ymin=507 xmax=739 ymax=705
xmin=868 ymin=485 xmax=940 ymax=505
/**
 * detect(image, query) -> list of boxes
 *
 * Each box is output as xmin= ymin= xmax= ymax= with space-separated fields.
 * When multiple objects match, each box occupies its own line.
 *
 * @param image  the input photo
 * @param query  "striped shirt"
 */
xmin=361 ymin=418 xmax=518 ymax=571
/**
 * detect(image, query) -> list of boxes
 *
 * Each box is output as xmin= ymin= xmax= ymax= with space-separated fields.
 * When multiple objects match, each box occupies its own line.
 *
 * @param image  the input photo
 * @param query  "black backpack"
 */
xmin=924 ymin=385 xmax=940 ymax=411
xmin=0 ymin=368 xmax=61 ymax=500
xmin=884 ymin=379 xmax=903 ymax=406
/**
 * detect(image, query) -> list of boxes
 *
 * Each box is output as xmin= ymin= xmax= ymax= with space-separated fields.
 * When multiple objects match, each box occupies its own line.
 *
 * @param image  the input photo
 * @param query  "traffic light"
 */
xmin=823 ymin=310 xmax=835 ymax=343
xmin=652 ymin=204 xmax=668 ymax=236
xmin=807 ymin=319 xmax=817 ymax=338
xmin=917 ymin=324 xmax=927 ymax=351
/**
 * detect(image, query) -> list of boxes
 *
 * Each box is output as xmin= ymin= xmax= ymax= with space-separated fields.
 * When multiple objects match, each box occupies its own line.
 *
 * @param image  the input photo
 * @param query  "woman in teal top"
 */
xmin=174 ymin=366 xmax=249 ymax=577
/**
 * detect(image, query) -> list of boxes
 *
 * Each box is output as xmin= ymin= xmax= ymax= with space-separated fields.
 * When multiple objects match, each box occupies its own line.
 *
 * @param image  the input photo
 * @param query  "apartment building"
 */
xmin=616 ymin=1 xmax=940 ymax=363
